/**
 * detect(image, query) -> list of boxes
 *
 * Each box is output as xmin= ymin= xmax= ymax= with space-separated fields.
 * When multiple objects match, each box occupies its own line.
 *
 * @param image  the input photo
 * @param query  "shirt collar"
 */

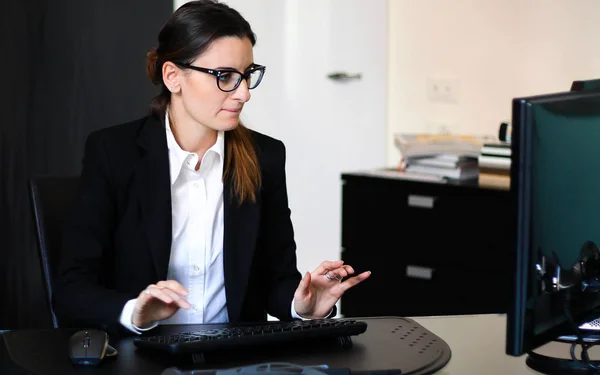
xmin=165 ymin=111 xmax=225 ymax=185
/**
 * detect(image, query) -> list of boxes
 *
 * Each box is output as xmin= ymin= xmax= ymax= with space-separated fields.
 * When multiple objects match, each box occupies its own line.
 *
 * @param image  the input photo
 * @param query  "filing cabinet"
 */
xmin=339 ymin=172 xmax=512 ymax=317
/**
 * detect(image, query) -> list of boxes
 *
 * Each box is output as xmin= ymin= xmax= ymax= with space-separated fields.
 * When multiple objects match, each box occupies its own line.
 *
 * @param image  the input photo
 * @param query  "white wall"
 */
xmin=174 ymin=1 xmax=600 ymax=166
xmin=387 ymin=0 xmax=600 ymax=166
xmin=170 ymin=0 xmax=387 ymax=281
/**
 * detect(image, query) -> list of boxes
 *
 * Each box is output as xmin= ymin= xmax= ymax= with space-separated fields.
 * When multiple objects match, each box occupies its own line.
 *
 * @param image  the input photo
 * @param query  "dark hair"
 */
xmin=146 ymin=0 xmax=261 ymax=204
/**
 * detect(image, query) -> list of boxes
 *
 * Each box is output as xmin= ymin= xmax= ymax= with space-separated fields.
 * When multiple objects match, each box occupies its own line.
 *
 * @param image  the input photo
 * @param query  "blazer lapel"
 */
xmin=136 ymin=115 xmax=172 ymax=280
xmin=222 ymin=158 xmax=260 ymax=322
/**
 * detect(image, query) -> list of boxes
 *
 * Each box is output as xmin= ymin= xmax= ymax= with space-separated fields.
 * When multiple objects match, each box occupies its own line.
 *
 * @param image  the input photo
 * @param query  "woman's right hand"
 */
xmin=132 ymin=280 xmax=191 ymax=328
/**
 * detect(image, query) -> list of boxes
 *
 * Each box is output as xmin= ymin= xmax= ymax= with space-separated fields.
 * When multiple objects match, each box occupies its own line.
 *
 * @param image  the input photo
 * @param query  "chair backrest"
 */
xmin=29 ymin=176 xmax=80 ymax=328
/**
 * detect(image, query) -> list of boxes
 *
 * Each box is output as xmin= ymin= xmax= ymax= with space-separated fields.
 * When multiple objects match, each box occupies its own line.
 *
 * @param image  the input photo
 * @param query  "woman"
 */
xmin=54 ymin=0 xmax=370 ymax=334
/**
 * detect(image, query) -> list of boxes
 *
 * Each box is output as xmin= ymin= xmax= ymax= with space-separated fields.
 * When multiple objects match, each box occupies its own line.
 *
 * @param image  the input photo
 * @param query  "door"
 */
xmin=174 ymin=0 xmax=387 ymax=301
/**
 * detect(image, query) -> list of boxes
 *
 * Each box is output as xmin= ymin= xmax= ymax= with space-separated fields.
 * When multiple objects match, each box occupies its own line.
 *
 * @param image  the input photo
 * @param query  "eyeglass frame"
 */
xmin=173 ymin=62 xmax=266 ymax=92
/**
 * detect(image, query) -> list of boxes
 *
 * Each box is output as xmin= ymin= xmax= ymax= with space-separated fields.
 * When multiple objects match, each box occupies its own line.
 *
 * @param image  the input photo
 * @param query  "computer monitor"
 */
xmin=571 ymin=78 xmax=600 ymax=92
xmin=506 ymin=88 xmax=600 ymax=373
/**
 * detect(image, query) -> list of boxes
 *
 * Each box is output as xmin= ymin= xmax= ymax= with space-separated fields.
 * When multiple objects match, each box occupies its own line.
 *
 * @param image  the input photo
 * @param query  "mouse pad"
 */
xmin=3 ymin=330 xmax=73 ymax=374
xmin=2 ymin=329 xmax=118 ymax=375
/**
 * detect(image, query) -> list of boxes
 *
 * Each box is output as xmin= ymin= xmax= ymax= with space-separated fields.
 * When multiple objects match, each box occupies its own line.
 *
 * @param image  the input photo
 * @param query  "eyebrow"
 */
xmin=215 ymin=63 xmax=256 ymax=72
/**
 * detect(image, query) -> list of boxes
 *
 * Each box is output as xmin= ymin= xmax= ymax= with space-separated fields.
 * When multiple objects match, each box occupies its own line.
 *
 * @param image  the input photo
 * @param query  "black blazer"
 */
xmin=54 ymin=114 xmax=302 ymax=330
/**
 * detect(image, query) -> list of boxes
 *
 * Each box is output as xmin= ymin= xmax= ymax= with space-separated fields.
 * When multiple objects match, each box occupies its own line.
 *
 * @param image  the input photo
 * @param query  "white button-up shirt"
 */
xmin=162 ymin=114 xmax=228 ymax=324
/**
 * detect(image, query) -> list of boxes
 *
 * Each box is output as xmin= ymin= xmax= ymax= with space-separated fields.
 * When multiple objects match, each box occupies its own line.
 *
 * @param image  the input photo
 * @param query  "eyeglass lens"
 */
xmin=218 ymin=69 xmax=263 ymax=91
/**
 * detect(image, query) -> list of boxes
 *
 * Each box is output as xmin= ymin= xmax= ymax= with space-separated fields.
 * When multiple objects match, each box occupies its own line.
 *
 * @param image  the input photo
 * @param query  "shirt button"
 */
xmin=193 ymin=183 xmax=199 ymax=188
xmin=193 ymin=264 xmax=201 ymax=272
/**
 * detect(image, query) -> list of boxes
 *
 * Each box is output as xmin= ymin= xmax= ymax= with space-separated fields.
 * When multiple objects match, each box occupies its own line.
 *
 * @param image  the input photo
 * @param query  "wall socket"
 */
xmin=428 ymin=121 xmax=454 ymax=134
xmin=427 ymin=77 xmax=459 ymax=104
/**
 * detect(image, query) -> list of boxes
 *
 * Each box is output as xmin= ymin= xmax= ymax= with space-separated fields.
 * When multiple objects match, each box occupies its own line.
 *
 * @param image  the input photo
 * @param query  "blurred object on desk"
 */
xmin=394 ymin=133 xmax=497 ymax=160
xmin=403 ymin=153 xmax=478 ymax=181
xmin=394 ymin=133 xmax=496 ymax=181
xmin=478 ymin=140 xmax=511 ymax=190
xmin=478 ymin=172 xmax=510 ymax=190
xmin=498 ymin=121 xmax=512 ymax=144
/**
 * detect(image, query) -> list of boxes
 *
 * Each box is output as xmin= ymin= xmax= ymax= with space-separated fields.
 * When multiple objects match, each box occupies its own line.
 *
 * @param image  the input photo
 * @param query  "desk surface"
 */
xmin=0 ymin=317 xmax=450 ymax=375
xmin=3 ymin=314 xmax=593 ymax=375
xmin=414 ymin=314 xmax=528 ymax=374
xmin=414 ymin=314 xmax=600 ymax=375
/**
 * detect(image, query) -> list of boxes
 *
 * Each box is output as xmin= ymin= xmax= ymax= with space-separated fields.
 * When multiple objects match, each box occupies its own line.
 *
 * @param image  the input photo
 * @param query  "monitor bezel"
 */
xmin=506 ymin=90 xmax=600 ymax=356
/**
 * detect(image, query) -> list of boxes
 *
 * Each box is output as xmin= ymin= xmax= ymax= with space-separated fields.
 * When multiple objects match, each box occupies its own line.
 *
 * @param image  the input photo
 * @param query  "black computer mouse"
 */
xmin=68 ymin=329 xmax=116 ymax=366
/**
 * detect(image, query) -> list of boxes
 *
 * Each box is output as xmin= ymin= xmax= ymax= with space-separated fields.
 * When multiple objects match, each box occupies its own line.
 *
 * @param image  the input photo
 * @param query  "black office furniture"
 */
xmin=339 ymin=172 xmax=512 ymax=317
xmin=29 ymin=176 xmax=80 ymax=328
xmin=0 ymin=317 xmax=451 ymax=374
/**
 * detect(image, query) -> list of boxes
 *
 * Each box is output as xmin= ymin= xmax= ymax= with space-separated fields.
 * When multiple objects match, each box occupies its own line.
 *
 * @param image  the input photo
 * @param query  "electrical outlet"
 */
xmin=427 ymin=121 xmax=454 ymax=134
xmin=437 ymin=124 xmax=451 ymax=134
xmin=427 ymin=77 xmax=459 ymax=104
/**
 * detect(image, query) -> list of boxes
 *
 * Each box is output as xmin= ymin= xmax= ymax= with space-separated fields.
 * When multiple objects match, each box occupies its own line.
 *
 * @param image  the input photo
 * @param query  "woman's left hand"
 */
xmin=293 ymin=260 xmax=371 ymax=319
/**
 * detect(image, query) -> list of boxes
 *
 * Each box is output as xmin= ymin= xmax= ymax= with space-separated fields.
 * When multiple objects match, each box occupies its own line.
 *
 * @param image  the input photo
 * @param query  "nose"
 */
xmin=231 ymin=79 xmax=251 ymax=103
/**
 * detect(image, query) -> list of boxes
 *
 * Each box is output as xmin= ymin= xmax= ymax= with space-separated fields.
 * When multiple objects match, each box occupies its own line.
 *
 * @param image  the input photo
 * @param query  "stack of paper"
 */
xmin=395 ymin=133 xmax=496 ymax=181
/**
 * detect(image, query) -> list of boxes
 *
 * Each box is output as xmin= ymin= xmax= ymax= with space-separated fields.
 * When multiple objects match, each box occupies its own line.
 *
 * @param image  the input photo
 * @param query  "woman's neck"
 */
xmin=167 ymin=103 xmax=217 ymax=159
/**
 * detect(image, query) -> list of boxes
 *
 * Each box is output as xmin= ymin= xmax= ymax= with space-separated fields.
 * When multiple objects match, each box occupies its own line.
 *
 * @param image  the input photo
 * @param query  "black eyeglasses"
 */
xmin=174 ymin=62 xmax=266 ymax=92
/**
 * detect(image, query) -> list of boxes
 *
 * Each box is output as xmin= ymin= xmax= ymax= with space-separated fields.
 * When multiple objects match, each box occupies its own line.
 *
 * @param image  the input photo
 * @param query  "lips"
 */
xmin=222 ymin=108 xmax=241 ymax=113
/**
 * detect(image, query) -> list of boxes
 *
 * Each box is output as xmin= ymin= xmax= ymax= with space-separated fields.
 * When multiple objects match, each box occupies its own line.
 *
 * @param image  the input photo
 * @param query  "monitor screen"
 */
xmin=506 ymin=89 xmax=600 ymax=356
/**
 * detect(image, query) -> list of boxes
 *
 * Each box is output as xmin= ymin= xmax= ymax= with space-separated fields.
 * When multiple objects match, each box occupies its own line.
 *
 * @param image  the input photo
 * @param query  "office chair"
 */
xmin=29 ymin=176 xmax=80 ymax=328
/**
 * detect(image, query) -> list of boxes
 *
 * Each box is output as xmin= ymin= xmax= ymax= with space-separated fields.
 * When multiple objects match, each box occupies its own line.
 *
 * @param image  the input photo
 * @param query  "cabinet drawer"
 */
xmin=342 ymin=182 xmax=448 ymax=253
xmin=342 ymin=181 xmax=512 ymax=266
xmin=341 ymin=251 xmax=510 ymax=317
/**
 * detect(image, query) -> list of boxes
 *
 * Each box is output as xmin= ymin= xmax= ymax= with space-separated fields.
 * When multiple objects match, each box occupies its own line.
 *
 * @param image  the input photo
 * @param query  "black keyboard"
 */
xmin=133 ymin=319 xmax=367 ymax=354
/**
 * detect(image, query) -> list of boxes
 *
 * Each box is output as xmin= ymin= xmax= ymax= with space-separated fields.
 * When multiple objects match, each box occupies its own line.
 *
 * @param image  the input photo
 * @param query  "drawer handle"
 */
xmin=406 ymin=265 xmax=434 ymax=280
xmin=408 ymin=195 xmax=436 ymax=209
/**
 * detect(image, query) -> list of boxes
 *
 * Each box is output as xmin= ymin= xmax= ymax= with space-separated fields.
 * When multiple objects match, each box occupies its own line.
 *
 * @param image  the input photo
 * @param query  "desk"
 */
xmin=2 ymin=315 xmax=590 ymax=375
xmin=414 ymin=314 xmax=526 ymax=374
xmin=414 ymin=314 xmax=600 ymax=374
xmin=0 ymin=317 xmax=450 ymax=375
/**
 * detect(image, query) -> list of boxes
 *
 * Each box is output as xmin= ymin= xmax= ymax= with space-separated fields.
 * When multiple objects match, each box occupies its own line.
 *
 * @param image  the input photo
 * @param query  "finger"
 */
xmin=339 ymin=271 xmax=371 ymax=292
xmin=336 ymin=267 xmax=352 ymax=278
xmin=314 ymin=260 xmax=344 ymax=275
xmin=156 ymin=280 xmax=189 ymax=296
xmin=342 ymin=265 xmax=355 ymax=275
xmin=138 ymin=284 xmax=156 ymax=302
xmin=160 ymin=287 xmax=192 ymax=309
xmin=139 ymin=283 xmax=162 ymax=298
xmin=144 ymin=285 xmax=190 ymax=309
xmin=144 ymin=286 xmax=176 ymax=305
xmin=295 ymin=272 xmax=311 ymax=299
xmin=325 ymin=268 xmax=348 ymax=280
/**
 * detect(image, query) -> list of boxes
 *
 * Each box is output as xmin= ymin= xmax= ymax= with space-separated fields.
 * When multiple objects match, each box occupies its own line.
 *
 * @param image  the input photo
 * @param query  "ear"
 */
xmin=162 ymin=61 xmax=181 ymax=93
